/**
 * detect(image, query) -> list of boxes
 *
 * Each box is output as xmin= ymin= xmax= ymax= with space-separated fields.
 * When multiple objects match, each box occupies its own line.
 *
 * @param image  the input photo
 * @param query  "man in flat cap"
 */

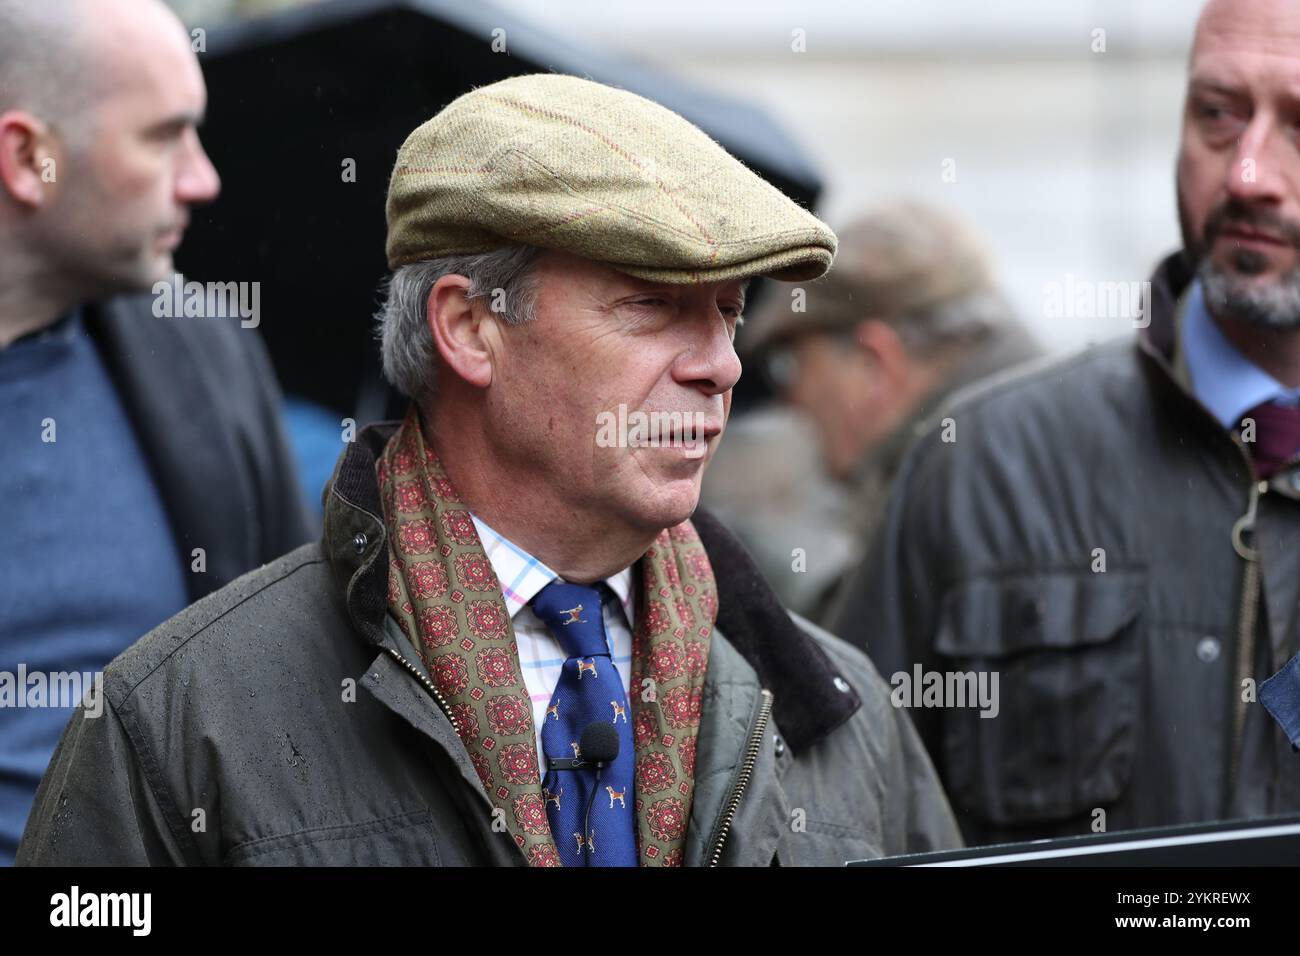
xmin=19 ymin=74 xmax=959 ymax=866
xmin=702 ymin=201 xmax=1040 ymax=622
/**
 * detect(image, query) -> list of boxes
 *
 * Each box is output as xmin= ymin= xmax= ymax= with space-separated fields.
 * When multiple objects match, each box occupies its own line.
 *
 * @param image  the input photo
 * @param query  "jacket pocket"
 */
xmin=222 ymin=809 xmax=444 ymax=866
xmin=933 ymin=569 xmax=1143 ymax=827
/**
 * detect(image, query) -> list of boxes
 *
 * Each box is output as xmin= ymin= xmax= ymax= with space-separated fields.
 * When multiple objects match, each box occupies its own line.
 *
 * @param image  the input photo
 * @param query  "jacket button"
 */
xmin=833 ymin=676 xmax=851 ymax=693
xmin=773 ymin=734 xmax=786 ymax=757
xmin=353 ymin=532 xmax=368 ymax=554
xmin=1196 ymin=636 xmax=1220 ymax=663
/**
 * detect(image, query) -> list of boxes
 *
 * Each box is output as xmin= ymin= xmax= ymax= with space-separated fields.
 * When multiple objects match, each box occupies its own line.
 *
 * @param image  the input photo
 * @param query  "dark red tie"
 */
xmin=1242 ymin=401 xmax=1300 ymax=478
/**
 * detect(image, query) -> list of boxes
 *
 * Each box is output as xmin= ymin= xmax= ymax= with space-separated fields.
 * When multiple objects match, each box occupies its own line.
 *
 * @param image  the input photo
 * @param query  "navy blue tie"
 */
xmin=531 ymin=581 xmax=637 ymax=866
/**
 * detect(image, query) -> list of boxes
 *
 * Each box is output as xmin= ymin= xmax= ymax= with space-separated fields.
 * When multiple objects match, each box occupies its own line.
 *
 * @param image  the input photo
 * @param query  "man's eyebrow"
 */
xmin=145 ymin=110 xmax=206 ymax=135
xmin=1188 ymin=77 xmax=1249 ymax=99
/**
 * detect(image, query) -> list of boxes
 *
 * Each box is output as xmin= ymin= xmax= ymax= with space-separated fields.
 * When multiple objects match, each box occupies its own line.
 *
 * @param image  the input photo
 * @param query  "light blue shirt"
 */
xmin=1183 ymin=279 xmax=1300 ymax=430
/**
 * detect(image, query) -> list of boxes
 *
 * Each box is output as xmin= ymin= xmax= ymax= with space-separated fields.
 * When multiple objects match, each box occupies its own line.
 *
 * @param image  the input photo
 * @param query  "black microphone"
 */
xmin=579 ymin=722 xmax=619 ymax=866
xmin=579 ymin=721 xmax=619 ymax=764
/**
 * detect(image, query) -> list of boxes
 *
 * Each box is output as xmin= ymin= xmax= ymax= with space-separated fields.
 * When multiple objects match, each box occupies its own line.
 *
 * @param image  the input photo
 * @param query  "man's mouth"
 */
xmin=1217 ymin=224 xmax=1288 ymax=249
xmin=656 ymin=424 xmax=721 ymax=460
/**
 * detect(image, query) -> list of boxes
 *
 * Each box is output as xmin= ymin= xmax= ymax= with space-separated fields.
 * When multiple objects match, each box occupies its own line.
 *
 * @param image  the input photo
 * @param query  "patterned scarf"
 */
xmin=377 ymin=408 xmax=717 ymax=866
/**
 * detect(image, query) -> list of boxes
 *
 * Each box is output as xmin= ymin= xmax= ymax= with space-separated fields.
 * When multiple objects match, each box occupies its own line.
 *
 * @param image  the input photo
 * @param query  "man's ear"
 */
xmin=0 ymin=111 xmax=59 ymax=207
xmin=856 ymin=318 xmax=910 ymax=387
xmin=426 ymin=274 xmax=499 ymax=389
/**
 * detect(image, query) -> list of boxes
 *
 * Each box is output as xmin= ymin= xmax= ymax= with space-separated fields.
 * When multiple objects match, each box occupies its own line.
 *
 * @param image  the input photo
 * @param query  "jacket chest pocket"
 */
xmin=933 ymin=570 xmax=1144 ymax=828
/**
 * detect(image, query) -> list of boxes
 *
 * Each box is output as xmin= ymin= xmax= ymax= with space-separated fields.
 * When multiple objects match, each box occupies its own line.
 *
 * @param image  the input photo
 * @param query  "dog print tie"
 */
xmin=531 ymin=581 xmax=637 ymax=866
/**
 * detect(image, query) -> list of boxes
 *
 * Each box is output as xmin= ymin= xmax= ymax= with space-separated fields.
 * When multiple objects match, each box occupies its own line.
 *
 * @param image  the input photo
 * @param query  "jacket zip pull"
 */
xmin=1227 ymin=479 xmax=1265 ymax=810
xmin=707 ymin=688 xmax=774 ymax=867
xmin=1230 ymin=479 xmax=1262 ymax=562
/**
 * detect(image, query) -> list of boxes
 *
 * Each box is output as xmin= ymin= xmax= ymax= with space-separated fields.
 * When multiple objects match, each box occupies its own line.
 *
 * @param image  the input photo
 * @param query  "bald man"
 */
xmin=0 ymin=0 xmax=311 ymax=863
xmin=831 ymin=0 xmax=1300 ymax=846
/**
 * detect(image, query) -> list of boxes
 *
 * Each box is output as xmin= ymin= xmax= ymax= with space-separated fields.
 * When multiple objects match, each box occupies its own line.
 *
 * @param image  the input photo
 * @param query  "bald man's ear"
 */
xmin=426 ymin=274 xmax=501 ymax=390
xmin=0 ymin=110 xmax=59 ymax=207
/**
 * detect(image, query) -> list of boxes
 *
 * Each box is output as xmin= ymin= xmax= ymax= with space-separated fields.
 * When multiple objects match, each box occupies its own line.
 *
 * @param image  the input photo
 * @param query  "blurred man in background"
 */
xmin=831 ymin=0 xmax=1300 ymax=846
xmin=701 ymin=202 xmax=1039 ymax=622
xmin=0 ymin=0 xmax=311 ymax=864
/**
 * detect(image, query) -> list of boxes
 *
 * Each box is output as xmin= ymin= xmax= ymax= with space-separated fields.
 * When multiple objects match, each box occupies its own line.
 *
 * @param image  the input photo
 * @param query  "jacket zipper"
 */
xmin=379 ymin=644 xmax=462 ymax=739
xmin=707 ymin=688 xmax=774 ymax=867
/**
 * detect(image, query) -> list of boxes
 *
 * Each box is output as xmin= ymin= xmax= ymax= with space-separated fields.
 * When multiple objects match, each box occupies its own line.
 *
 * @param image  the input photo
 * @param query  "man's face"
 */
xmin=487 ymin=252 xmax=744 ymax=535
xmin=1177 ymin=0 xmax=1300 ymax=327
xmin=783 ymin=333 xmax=880 ymax=481
xmin=35 ymin=5 xmax=219 ymax=296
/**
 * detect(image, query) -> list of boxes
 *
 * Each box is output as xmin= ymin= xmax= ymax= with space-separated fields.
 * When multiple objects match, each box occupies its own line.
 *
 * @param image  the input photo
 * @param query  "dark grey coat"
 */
xmin=830 ymin=251 xmax=1300 ymax=846
xmin=84 ymin=294 xmax=315 ymax=599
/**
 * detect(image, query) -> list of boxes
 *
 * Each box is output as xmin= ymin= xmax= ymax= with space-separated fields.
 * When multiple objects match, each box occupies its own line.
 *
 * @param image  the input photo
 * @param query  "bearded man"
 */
xmin=831 ymin=0 xmax=1300 ymax=847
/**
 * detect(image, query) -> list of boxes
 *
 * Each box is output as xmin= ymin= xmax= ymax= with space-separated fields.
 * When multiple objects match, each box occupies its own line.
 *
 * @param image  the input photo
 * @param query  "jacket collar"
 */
xmin=83 ymin=295 xmax=257 ymax=603
xmin=1137 ymin=249 xmax=1195 ymax=371
xmin=1135 ymin=250 xmax=1264 ymax=450
xmin=323 ymin=420 xmax=862 ymax=755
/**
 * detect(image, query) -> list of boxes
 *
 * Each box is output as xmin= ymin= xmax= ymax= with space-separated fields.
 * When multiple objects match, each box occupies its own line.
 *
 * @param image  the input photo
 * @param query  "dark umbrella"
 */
xmin=178 ymin=0 xmax=825 ymax=421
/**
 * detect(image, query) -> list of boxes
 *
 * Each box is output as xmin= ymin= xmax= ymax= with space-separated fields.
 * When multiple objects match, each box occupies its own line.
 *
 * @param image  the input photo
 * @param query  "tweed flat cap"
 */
xmin=385 ymin=74 xmax=836 ymax=284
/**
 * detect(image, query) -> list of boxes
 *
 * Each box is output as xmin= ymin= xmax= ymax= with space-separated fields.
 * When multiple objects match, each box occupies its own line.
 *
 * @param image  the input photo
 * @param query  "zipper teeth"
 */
xmin=381 ymin=645 xmax=461 ymax=738
xmin=708 ymin=688 xmax=774 ymax=867
xmin=1228 ymin=556 xmax=1260 ymax=799
xmin=1225 ymin=462 xmax=1262 ymax=808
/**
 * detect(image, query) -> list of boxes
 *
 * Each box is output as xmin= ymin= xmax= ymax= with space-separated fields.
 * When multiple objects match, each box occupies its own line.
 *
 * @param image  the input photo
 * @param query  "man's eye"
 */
xmin=152 ymin=123 xmax=187 ymax=140
xmin=1195 ymin=102 xmax=1245 ymax=125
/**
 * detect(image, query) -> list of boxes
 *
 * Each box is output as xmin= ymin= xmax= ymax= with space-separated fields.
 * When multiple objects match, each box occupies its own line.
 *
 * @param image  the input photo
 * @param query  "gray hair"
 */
xmin=1199 ymin=255 xmax=1300 ymax=330
xmin=376 ymin=244 xmax=543 ymax=404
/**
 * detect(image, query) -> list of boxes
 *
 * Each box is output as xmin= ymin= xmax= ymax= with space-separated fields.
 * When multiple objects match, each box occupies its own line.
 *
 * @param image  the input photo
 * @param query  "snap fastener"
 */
xmin=352 ymin=532 xmax=368 ymax=554
xmin=1019 ymin=597 xmax=1043 ymax=626
xmin=1196 ymin=636 xmax=1220 ymax=663
xmin=773 ymin=734 xmax=786 ymax=757
xmin=833 ymin=676 xmax=851 ymax=693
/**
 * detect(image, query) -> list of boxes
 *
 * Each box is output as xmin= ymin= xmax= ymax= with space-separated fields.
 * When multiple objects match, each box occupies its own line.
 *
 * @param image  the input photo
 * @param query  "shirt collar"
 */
xmin=468 ymin=513 xmax=636 ymax=625
xmin=1183 ymin=278 xmax=1300 ymax=429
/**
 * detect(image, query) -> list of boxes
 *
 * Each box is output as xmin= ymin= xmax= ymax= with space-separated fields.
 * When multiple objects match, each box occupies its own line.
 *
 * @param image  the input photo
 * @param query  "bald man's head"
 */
xmin=1177 ymin=0 xmax=1300 ymax=329
xmin=0 ymin=1 xmax=95 ymax=133
xmin=0 ymin=0 xmax=219 ymax=313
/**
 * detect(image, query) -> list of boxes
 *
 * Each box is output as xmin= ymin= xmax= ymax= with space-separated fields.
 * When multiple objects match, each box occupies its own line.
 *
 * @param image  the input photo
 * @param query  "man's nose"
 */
xmin=1227 ymin=113 xmax=1287 ymax=208
xmin=675 ymin=314 xmax=743 ymax=396
xmin=176 ymin=129 xmax=221 ymax=206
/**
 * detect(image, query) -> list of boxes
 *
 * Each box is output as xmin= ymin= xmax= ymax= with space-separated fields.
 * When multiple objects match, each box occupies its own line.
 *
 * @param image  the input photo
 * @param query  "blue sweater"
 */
xmin=0 ymin=311 xmax=188 ymax=864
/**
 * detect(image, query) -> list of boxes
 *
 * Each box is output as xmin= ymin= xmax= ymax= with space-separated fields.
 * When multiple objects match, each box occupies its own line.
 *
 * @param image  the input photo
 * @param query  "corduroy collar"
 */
xmin=322 ymin=420 xmax=862 ymax=755
xmin=1138 ymin=249 xmax=1195 ymax=369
